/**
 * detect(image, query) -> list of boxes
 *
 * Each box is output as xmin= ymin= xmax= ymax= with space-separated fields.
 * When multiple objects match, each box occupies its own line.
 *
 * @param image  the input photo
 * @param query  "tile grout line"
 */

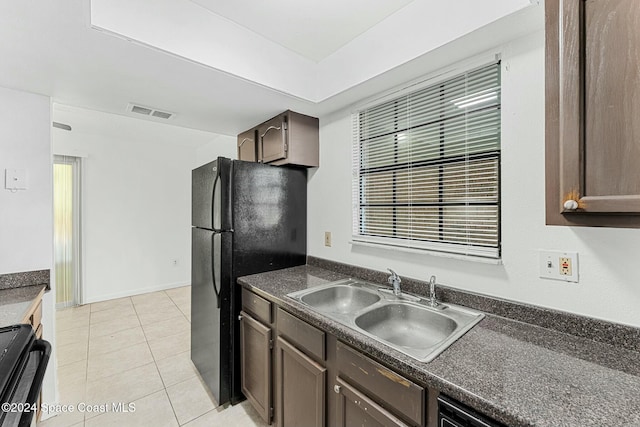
xmin=136 ymin=291 xmax=183 ymax=426
xmin=82 ymin=304 xmax=94 ymax=424
xmin=155 ymin=367 xmax=182 ymax=426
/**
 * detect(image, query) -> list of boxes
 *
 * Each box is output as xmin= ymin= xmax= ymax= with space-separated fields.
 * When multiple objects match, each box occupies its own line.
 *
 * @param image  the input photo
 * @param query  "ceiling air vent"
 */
xmin=52 ymin=122 xmax=72 ymax=131
xmin=127 ymin=103 xmax=174 ymax=120
xmin=151 ymin=110 xmax=172 ymax=119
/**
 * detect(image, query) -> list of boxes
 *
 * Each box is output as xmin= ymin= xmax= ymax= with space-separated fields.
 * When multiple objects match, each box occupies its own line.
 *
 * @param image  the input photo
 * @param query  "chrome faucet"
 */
xmin=428 ymin=275 xmax=439 ymax=307
xmin=387 ymin=269 xmax=402 ymax=296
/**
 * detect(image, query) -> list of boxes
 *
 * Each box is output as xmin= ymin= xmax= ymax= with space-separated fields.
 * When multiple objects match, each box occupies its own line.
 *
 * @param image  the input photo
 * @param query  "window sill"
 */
xmin=349 ymin=239 xmax=503 ymax=265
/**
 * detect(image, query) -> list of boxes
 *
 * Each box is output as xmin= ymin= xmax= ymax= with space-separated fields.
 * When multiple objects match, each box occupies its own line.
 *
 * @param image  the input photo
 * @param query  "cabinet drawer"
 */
xmin=276 ymin=308 xmax=325 ymax=361
xmin=336 ymin=341 xmax=425 ymax=426
xmin=242 ymin=288 xmax=272 ymax=324
xmin=335 ymin=376 xmax=410 ymax=427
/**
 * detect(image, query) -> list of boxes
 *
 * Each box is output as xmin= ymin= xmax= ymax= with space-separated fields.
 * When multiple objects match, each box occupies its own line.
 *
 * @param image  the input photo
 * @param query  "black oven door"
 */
xmin=0 ymin=325 xmax=52 ymax=427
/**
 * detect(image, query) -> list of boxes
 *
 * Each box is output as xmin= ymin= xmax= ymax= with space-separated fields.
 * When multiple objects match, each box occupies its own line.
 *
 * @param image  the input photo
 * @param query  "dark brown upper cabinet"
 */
xmin=237 ymin=129 xmax=257 ymax=162
xmin=546 ymin=0 xmax=640 ymax=227
xmin=239 ymin=110 xmax=319 ymax=167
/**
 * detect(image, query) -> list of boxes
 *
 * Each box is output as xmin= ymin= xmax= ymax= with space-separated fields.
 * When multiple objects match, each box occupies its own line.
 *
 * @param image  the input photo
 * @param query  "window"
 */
xmin=352 ymin=63 xmax=501 ymax=259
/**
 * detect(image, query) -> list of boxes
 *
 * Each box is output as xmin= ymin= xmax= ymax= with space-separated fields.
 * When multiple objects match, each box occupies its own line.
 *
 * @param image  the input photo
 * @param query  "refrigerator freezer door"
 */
xmin=192 ymin=158 xmax=233 ymax=231
xmin=192 ymin=160 xmax=217 ymax=230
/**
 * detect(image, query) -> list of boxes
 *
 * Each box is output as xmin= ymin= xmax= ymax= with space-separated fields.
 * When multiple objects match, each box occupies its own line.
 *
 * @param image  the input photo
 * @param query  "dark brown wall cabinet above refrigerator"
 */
xmin=237 ymin=129 xmax=258 ymax=163
xmin=237 ymin=110 xmax=319 ymax=167
xmin=545 ymin=0 xmax=640 ymax=227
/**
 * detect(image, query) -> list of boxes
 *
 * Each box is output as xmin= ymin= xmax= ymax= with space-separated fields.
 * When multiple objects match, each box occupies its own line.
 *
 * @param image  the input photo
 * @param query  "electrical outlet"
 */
xmin=559 ymin=257 xmax=572 ymax=276
xmin=539 ymin=250 xmax=578 ymax=282
xmin=324 ymin=232 xmax=332 ymax=247
xmin=172 ymin=259 xmax=178 ymax=266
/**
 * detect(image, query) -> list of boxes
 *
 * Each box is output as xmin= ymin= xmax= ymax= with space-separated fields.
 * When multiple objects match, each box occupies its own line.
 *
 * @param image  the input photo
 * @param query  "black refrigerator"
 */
xmin=191 ymin=157 xmax=307 ymax=406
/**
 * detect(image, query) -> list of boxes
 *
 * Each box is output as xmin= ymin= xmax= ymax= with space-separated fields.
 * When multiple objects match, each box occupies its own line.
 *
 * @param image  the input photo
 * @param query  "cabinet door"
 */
xmin=237 ymin=130 xmax=257 ymax=162
xmin=335 ymin=377 xmax=410 ymax=427
xmin=546 ymin=0 xmax=640 ymax=226
xmin=276 ymin=337 xmax=325 ymax=427
xmin=240 ymin=311 xmax=272 ymax=424
xmin=258 ymin=115 xmax=287 ymax=164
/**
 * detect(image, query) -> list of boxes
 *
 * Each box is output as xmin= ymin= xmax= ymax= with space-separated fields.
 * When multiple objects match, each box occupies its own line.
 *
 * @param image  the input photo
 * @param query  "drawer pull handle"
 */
xmin=333 ymin=385 xmax=341 ymax=394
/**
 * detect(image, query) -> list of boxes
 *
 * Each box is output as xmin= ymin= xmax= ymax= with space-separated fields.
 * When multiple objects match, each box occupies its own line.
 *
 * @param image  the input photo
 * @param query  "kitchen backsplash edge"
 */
xmin=306 ymin=256 xmax=640 ymax=353
xmin=0 ymin=270 xmax=50 ymax=291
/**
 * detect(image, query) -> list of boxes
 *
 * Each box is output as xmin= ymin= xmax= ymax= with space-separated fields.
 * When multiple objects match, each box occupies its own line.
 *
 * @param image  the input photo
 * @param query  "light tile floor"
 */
xmin=38 ymin=286 xmax=268 ymax=427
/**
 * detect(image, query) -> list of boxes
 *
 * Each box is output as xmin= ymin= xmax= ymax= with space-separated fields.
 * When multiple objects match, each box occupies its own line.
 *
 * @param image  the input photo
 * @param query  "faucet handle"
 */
xmin=387 ymin=268 xmax=401 ymax=284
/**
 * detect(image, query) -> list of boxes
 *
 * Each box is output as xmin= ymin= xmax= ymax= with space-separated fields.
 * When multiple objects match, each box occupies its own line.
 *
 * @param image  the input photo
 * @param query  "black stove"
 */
xmin=0 ymin=324 xmax=51 ymax=427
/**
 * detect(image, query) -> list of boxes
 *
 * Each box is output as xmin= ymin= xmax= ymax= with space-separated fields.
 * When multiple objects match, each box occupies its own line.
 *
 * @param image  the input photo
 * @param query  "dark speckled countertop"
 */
xmin=0 ymin=285 xmax=46 ymax=327
xmin=238 ymin=264 xmax=640 ymax=427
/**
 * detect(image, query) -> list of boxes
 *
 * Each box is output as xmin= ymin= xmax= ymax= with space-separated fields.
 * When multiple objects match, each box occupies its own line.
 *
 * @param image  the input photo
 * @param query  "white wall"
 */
xmin=0 ymin=85 xmax=58 ymax=414
xmin=53 ymin=106 xmax=233 ymax=303
xmin=194 ymin=134 xmax=237 ymax=167
xmin=309 ymin=30 xmax=640 ymax=328
xmin=0 ymin=87 xmax=53 ymax=274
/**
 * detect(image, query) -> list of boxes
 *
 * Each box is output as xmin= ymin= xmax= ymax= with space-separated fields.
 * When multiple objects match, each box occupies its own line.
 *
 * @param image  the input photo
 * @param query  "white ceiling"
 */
xmin=189 ymin=0 xmax=415 ymax=62
xmin=54 ymin=104 xmax=217 ymax=149
xmin=0 ymin=0 xmax=542 ymax=137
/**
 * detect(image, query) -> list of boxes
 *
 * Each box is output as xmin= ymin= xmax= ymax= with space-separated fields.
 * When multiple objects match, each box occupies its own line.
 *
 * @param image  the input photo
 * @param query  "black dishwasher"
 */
xmin=438 ymin=395 xmax=506 ymax=427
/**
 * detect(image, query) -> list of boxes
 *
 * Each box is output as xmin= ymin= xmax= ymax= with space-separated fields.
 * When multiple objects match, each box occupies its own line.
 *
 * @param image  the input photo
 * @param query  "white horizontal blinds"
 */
xmin=352 ymin=63 xmax=501 ymax=258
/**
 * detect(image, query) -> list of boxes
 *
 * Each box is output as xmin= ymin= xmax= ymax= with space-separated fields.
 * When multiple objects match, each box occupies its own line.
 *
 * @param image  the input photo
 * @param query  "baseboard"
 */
xmin=82 ymin=281 xmax=191 ymax=305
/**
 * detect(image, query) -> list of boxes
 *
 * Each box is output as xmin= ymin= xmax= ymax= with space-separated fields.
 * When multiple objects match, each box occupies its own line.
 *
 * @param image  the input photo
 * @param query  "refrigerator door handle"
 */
xmin=211 ymin=232 xmax=221 ymax=309
xmin=211 ymin=170 xmax=220 ymax=231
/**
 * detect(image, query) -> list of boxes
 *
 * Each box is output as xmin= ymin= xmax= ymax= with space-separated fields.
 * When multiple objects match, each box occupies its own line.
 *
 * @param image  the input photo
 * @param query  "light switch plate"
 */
xmin=5 ymin=169 xmax=28 ymax=190
xmin=539 ymin=250 xmax=579 ymax=283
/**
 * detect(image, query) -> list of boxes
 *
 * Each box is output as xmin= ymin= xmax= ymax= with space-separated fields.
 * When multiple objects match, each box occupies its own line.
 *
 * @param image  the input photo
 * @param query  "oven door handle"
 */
xmin=18 ymin=339 xmax=51 ymax=427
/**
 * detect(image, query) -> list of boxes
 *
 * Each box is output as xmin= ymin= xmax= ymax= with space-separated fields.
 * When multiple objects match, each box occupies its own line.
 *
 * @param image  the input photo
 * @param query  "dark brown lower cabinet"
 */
xmin=335 ymin=377 xmax=410 ymax=427
xmin=335 ymin=341 xmax=425 ymax=427
xmin=239 ymin=311 xmax=272 ymax=424
xmin=276 ymin=336 xmax=326 ymax=427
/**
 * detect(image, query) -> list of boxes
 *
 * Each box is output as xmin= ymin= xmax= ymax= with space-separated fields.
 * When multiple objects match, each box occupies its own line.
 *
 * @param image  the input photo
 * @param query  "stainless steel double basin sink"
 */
xmin=287 ymin=278 xmax=484 ymax=362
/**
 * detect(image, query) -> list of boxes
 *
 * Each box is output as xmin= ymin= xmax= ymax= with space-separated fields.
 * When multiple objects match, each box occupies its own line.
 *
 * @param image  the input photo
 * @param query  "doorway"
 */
xmin=53 ymin=155 xmax=82 ymax=308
